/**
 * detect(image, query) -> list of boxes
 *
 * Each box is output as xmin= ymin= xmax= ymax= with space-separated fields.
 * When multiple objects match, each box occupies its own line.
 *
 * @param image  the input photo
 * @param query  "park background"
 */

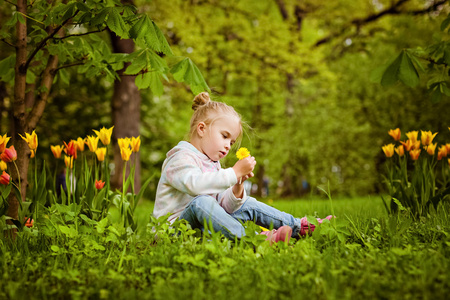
xmin=1 ymin=1 xmax=450 ymax=299
xmin=2 ymin=0 xmax=450 ymax=200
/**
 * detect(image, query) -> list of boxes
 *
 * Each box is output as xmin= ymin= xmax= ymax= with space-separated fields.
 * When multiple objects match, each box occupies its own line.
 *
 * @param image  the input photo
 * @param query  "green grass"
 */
xmin=1 ymin=196 xmax=450 ymax=300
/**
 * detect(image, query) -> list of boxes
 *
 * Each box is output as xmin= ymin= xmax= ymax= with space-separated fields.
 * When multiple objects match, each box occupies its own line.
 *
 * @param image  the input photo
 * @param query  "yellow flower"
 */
xmin=445 ymin=143 xmax=450 ymax=154
xmin=395 ymin=145 xmax=404 ymax=157
xmin=74 ymin=137 xmax=85 ymax=151
xmin=410 ymin=149 xmax=421 ymax=161
xmin=50 ymin=145 xmax=64 ymax=159
xmin=382 ymin=144 xmax=395 ymax=158
xmin=400 ymin=140 xmax=414 ymax=152
xmin=413 ymin=140 xmax=421 ymax=150
xmin=437 ymin=145 xmax=447 ymax=160
xmin=130 ymin=136 xmax=141 ymax=152
xmin=0 ymin=134 xmax=11 ymax=153
xmin=95 ymin=147 xmax=107 ymax=162
xmin=120 ymin=146 xmax=132 ymax=161
xmin=64 ymin=155 xmax=73 ymax=169
xmin=236 ymin=147 xmax=251 ymax=160
xmin=19 ymin=130 xmax=38 ymax=153
xmin=420 ymin=130 xmax=438 ymax=146
xmin=406 ymin=131 xmax=419 ymax=144
xmin=93 ymin=126 xmax=114 ymax=146
xmin=0 ymin=160 xmax=6 ymax=171
xmin=448 ymin=158 xmax=450 ymax=168
xmin=85 ymin=135 xmax=99 ymax=152
xmin=388 ymin=128 xmax=401 ymax=141
xmin=425 ymin=143 xmax=437 ymax=155
xmin=118 ymin=138 xmax=131 ymax=150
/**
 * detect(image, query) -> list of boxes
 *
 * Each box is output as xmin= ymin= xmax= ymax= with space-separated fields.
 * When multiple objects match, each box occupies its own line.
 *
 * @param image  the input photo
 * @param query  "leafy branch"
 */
xmin=314 ymin=0 xmax=447 ymax=47
xmin=24 ymin=9 xmax=80 ymax=71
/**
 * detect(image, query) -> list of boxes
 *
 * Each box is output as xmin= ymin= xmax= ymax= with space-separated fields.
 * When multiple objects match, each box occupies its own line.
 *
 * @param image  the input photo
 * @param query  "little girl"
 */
xmin=153 ymin=92 xmax=331 ymax=243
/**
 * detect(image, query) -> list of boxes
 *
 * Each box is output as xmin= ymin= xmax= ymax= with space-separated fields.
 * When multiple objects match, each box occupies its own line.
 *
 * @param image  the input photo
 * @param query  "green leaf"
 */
xmin=129 ymin=15 xmax=150 ymax=39
xmin=148 ymin=71 xmax=164 ymax=95
xmin=399 ymin=51 xmax=419 ymax=87
xmin=170 ymin=58 xmax=189 ymax=82
xmin=381 ymin=52 xmax=403 ymax=86
xmin=170 ymin=58 xmax=209 ymax=93
xmin=90 ymin=8 xmax=110 ymax=28
xmin=106 ymin=8 xmax=129 ymax=38
xmin=441 ymin=14 xmax=450 ymax=31
xmin=26 ymin=71 xmax=36 ymax=84
xmin=58 ymin=68 xmax=70 ymax=85
xmin=431 ymin=85 xmax=442 ymax=103
xmin=151 ymin=21 xmax=173 ymax=56
xmin=135 ymin=72 xmax=151 ymax=89
xmin=61 ymin=2 xmax=77 ymax=23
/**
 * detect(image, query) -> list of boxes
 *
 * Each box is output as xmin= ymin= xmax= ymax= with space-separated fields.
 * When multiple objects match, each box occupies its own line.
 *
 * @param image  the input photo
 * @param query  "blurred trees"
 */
xmin=1 ymin=0 xmax=450 ymax=200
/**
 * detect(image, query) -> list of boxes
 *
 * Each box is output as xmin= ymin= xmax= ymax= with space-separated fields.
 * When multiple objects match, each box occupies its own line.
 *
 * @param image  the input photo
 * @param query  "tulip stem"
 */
xmin=12 ymin=161 xmax=21 ymax=195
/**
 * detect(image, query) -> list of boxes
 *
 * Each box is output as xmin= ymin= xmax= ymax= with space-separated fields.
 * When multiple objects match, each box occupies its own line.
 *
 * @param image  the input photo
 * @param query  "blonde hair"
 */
xmin=189 ymin=92 xmax=243 ymax=141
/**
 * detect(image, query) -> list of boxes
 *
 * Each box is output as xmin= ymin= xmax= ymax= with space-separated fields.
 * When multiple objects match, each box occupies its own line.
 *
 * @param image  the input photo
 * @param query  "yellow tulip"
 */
xmin=85 ymin=135 xmax=99 ymax=152
xmin=95 ymin=147 xmax=107 ymax=162
xmin=64 ymin=155 xmax=73 ymax=169
xmin=445 ymin=143 xmax=450 ymax=154
xmin=410 ymin=149 xmax=421 ymax=161
xmin=0 ymin=160 xmax=6 ymax=171
xmin=75 ymin=137 xmax=85 ymax=151
xmin=437 ymin=145 xmax=447 ymax=160
xmin=382 ymin=144 xmax=395 ymax=158
xmin=395 ymin=145 xmax=404 ymax=157
xmin=120 ymin=146 xmax=132 ymax=161
xmin=131 ymin=136 xmax=141 ymax=152
xmin=406 ymin=131 xmax=419 ymax=144
xmin=0 ymin=134 xmax=10 ymax=153
xmin=118 ymin=138 xmax=131 ymax=150
xmin=388 ymin=128 xmax=401 ymax=141
xmin=19 ymin=130 xmax=38 ymax=153
xmin=93 ymin=126 xmax=114 ymax=146
xmin=51 ymin=145 xmax=64 ymax=159
xmin=420 ymin=130 xmax=438 ymax=146
xmin=425 ymin=143 xmax=437 ymax=155
xmin=400 ymin=140 xmax=414 ymax=152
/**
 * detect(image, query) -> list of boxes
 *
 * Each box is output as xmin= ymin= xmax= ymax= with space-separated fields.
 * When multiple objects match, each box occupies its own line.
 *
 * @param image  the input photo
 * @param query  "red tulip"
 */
xmin=95 ymin=179 xmax=105 ymax=190
xmin=0 ymin=146 xmax=17 ymax=163
xmin=0 ymin=171 xmax=10 ymax=185
xmin=63 ymin=141 xmax=77 ymax=159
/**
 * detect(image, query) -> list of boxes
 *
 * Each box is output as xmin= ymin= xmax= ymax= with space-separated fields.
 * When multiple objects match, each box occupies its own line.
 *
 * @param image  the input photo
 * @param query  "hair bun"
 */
xmin=192 ymin=92 xmax=210 ymax=111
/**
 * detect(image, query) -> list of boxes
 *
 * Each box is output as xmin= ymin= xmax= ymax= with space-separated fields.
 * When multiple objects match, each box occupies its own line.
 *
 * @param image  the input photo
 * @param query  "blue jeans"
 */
xmin=179 ymin=195 xmax=303 ymax=239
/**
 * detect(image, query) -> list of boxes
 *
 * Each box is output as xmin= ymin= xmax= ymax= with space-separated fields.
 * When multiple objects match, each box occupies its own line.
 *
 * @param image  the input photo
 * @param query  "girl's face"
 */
xmin=196 ymin=116 xmax=241 ymax=161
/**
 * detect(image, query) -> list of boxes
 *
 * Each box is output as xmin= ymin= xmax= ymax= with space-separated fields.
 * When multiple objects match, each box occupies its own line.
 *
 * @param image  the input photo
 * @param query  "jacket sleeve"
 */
xmin=165 ymin=153 xmax=237 ymax=196
xmin=217 ymin=187 xmax=247 ymax=214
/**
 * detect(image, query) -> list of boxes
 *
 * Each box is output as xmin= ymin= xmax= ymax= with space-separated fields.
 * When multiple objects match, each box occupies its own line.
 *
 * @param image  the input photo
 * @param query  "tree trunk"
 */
xmin=109 ymin=32 xmax=141 ymax=191
xmin=8 ymin=0 xmax=59 ymax=233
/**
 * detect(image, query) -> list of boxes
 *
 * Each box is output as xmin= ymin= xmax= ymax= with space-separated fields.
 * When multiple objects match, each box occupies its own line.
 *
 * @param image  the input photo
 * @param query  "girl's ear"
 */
xmin=197 ymin=122 xmax=206 ymax=137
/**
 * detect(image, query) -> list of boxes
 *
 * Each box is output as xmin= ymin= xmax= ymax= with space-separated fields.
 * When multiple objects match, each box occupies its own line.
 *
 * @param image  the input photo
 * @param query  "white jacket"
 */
xmin=153 ymin=141 xmax=246 ymax=223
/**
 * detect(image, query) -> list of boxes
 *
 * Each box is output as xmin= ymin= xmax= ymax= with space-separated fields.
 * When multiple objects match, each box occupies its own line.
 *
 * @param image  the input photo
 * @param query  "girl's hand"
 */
xmin=232 ymin=156 xmax=256 ymax=179
xmin=239 ymin=172 xmax=254 ymax=183
xmin=232 ymin=171 xmax=254 ymax=198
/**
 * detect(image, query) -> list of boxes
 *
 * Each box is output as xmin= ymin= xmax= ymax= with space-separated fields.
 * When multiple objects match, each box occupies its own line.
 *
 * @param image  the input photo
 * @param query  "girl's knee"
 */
xmin=191 ymin=195 xmax=217 ymax=208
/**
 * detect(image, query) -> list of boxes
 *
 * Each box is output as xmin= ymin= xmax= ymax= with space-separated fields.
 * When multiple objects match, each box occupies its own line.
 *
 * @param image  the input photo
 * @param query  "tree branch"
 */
xmin=55 ymin=29 xmax=106 ymax=40
xmin=27 ymin=55 xmax=58 ymax=129
xmin=314 ymin=0 xmax=447 ymax=47
xmin=54 ymin=61 xmax=85 ymax=72
xmin=1 ymin=38 xmax=15 ymax=48
xmin=4 ymin=0 xmax=16 ymax=6
xmin=24 ymin=9 xmax=80 ymax=71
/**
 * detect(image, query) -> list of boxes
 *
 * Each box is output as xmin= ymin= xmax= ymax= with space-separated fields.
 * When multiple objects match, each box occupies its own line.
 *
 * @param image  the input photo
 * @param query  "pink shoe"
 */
xmin=260 ymin=225 xmax=292 ymax=245
xmin=300 ymin=215 xmax=333 ymax=236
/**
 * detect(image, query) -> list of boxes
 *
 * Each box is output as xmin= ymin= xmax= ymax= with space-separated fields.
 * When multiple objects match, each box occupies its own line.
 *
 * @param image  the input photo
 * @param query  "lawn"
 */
xmin=1 ymin=196 xmax=449 ymax=300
